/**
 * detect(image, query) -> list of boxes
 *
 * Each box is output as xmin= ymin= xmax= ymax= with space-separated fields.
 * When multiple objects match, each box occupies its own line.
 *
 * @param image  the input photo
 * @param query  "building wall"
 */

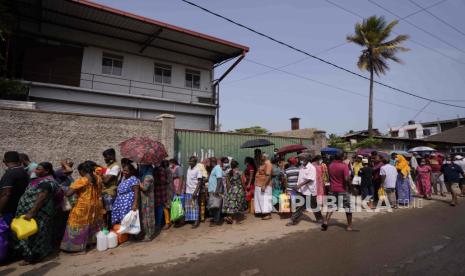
xmin=0 ymin=107 xmax=175 ymax=172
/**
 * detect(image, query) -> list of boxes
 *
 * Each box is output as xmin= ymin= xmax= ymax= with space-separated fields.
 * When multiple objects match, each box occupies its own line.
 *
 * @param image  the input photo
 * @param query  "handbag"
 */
xmin=408 ymin=175 xmax=418 ymax=195
xmin=117 ymin=210 xmax=141 ymax=235
xmin=352 ymin=176 xmax=361 ymax=185
xmin=170 ymin=196 xmax=184 ymax=222
xmin=208 ymin=194 xmax=223 ymax=210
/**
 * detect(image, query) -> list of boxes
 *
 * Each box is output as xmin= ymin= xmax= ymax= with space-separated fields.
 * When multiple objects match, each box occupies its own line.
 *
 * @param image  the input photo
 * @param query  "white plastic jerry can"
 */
xmin=96 ymin=230 xmax=108 ymax=251
xmin=107 ymin=231 xmax=118 ymax=249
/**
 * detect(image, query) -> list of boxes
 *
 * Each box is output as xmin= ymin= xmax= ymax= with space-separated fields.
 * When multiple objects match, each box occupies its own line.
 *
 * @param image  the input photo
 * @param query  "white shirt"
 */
xmin=297 ymin=163 xmax=317 ymax=196
xmin=105 ymin=163 xmax=121 ymax=176
xmin=186 ymin=165 xmax=203 ymax=194
xmin=380 ymin=164 xmax=398 ymax=189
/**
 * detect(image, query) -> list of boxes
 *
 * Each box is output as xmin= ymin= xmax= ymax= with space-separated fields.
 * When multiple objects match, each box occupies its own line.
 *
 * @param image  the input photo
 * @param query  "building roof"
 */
xmin=272 ymin=128 xmax=319 ymax=139
xmin=424 ymin=126 xmax=465 ymax=144
xmin=18 ymin=0 xmax=249 ymax=63
xmin=344 ymin=133 xmax=462 ymax=146
xmin=421 ymin=117 xmax=465 ymax=126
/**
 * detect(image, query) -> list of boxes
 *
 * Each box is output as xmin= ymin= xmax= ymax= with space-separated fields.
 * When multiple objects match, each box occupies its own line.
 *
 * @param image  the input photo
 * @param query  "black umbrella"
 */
xmin=240 ymin=139 xmax=274 ymax=149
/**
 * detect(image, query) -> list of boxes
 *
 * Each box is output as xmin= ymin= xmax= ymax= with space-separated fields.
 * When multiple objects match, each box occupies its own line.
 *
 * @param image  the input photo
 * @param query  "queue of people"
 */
xmin=1 ymin=148 xmax=464 ymax=265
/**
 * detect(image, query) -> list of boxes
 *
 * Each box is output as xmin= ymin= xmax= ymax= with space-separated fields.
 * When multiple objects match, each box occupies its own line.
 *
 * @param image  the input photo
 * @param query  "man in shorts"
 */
xmin=322 ymin=152 xmax=352 ymax=231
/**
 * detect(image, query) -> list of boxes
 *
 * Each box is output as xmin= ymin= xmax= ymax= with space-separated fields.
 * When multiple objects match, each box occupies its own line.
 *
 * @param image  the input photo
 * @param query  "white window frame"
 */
xmin=102 ymin=53 xmax=123 ymax=76
xmin=154 ymin=63 xmax=172 ymax=84
xmin=185 ymin=69 xmax=201 ymax=89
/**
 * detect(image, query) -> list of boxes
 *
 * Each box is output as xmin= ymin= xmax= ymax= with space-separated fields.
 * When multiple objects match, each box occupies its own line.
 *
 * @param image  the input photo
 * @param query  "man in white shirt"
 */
xmin=380 ymin=159 xmax=398 ymax=208
xmin=454 ymin=155 xmax=465 ymax=196
xmin=287 ymin=154 xmax=322 ymax=226
xmin=185 ymin=156 xmax=203 ymax=228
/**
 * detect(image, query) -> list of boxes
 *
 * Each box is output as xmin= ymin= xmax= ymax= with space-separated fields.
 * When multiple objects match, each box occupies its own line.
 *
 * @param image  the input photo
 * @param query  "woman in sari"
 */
xmin=61 ymin=161 xmax=104 ymax=252
xmin=138 ymin=164 xmax=155 ymax=241
xmin=14 ymin=162 xmax=58 ymax=264
xmin=223 ymin=160 xmax=247 ymax=224
xmin=111 ymin=163 xmax=140 ymax=226
xmin=243 ymin=157 xmax=256 ymax=213
xmin=416 ymin=158 xmax=432 ymax=200
xmin=312 ymin=155 xmax=325 ymax=205
xmin=395 ymin=154 xmax=412 ymax=206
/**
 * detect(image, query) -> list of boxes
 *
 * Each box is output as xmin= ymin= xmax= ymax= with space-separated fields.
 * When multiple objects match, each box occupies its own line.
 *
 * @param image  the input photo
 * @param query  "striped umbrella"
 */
xmin=119 ymin=137 xmax=168 ymax=165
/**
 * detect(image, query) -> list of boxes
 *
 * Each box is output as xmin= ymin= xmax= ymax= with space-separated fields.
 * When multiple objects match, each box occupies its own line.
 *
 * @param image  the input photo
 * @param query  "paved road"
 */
xmin=112 ymin=199 xmax=465 ymax=276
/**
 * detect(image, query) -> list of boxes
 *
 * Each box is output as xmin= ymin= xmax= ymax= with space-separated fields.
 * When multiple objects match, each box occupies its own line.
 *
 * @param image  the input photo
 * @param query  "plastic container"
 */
xmin=96 ymin=230 xmax=108 ymax=251
xmin=11 ymin=215 xmax=38 ymax=240
xmin=107 ymin=231 xmax=118 ymax=249
xmin=112 ymin=224 xmax=128 ymax=245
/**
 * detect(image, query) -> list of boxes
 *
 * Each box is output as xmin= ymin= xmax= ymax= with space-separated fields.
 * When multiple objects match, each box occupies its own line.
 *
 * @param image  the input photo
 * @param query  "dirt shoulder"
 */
xmin=1 ymin=196 xmax=441 ymax=276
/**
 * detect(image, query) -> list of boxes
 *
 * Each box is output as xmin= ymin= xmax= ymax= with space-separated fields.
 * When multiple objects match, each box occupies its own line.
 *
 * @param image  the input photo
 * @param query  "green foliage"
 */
xmin=328 ymin=134 xmax=349 ymax=150
xmin=0 ymin=79 xmax=28 ymax=101
xmin=234 ymin=126 xmax=269 ymax=135
xmin=350 ymin=137 xmax=382 ymax=150
xmin=347 ymin=15 xmax=409 ymax=76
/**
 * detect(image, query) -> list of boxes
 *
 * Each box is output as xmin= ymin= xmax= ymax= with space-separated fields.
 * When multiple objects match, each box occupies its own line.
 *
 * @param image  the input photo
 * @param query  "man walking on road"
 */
xmin=441 ymin=155 xmax=465 ymax=206
xmin=322 ymin=152 xmax=352 ymax=231
xmin=287 ymin=154 xmax=322 ymax=226
xmin=380 ymin=158 xmax=398 ymax=209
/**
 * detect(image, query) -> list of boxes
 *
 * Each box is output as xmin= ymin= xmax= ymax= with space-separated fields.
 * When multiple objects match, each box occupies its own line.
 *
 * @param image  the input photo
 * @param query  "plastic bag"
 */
xmin=378 ymin=188 xmax=386 ymax=202
xmin=117 ymin=210 xmax=141 ymax=235
xmin=279 ymin=193 xmax=291 ymax=213
xmin=0 ymin=218 xmax=8 ymax=261
xmin=408 ymin=175 xmax=418 ymax=195
xmin=170 ymin=196 xmax=184 ymax=222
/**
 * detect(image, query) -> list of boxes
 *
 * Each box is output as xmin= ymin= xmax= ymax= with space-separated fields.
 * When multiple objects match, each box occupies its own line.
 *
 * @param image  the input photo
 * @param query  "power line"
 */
xmin=325 ymin=0 xmax=465 ymax=66
xmin=182 ymin=0 xmax=465 ymax=109
xmin=409 ymin=0 xmax=465 ymax=38
xmin=368 ymin=0 xmax=465 ymax=55
xmin=224 ymin=41 xmax=348 ymax=84
xmin=243 ymin=58 xmax=443 ymax=117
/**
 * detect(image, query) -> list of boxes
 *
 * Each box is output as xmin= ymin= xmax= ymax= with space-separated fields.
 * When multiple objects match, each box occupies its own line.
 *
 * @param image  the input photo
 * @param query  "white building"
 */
xmin=388 ymin=118 xmax=465 ymax=139
xmin=7 ymin=0 xmax=248 ymax=130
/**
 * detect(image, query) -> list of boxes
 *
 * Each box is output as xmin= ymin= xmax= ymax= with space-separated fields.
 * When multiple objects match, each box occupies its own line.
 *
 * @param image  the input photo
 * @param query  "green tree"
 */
xmin=234 ymin=126 xmax=269 ymax=135
xmin=347 ymin=16 xmax=409 ymax=137
xmin=328 ymin=134 xmax=349 ymax=150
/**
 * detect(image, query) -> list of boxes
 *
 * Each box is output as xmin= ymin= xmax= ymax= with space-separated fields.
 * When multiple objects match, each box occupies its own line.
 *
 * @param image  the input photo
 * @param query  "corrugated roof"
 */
xmin=272 ymin=128 xmax=319 ymax=139
xmin=424 ymin=126 xmax=465 ymax=144
xmin=19 ymin=0 xmax=249 ymax=63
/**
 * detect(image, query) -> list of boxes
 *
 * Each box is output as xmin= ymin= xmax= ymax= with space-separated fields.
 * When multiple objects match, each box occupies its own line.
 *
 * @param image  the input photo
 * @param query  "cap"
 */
xmin=455 ymin=155 xmax=464 ymax=160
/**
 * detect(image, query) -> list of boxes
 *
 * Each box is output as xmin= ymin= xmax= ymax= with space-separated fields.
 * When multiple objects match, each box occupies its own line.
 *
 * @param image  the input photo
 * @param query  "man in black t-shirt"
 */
xmin=0 ymin=151 xmax=30 ymax=223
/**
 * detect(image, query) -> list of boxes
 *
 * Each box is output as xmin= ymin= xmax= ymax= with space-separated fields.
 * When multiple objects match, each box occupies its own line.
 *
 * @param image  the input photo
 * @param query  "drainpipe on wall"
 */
xmin=211 ymin=52 xmax=246 ymax=131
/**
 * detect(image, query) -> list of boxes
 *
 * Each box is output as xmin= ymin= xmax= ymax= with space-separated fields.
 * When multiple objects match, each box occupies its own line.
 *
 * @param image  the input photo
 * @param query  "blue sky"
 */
xmin=95 ymin=0 xmax=465 ymax=135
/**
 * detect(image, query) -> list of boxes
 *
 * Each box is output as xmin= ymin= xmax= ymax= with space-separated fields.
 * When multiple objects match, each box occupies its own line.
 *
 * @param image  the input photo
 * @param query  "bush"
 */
xmin=0 ymin=79 xmax=28 ymax=101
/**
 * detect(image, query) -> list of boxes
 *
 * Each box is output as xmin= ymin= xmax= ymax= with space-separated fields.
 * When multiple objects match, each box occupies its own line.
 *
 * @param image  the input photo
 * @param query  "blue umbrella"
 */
xmin=321 ymin=147 xmax=342 ymax=155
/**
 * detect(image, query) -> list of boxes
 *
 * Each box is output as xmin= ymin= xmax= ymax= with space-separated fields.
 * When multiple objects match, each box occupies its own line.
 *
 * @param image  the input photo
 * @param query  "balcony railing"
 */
xmin=21 ymin=70 xmax=217 ymax=105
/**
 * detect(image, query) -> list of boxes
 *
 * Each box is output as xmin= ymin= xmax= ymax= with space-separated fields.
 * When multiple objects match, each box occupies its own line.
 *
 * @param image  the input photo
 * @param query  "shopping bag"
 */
xmin=351 ymin=176 xmax=361 ymax=185
xmin=208 ymin=194 xmax=223 ymax=210
xmin=378 ymin=188 xmax=386 ymax=202
xmin=170 ymin=196 xmax=184 ymax=222
xmin=117 ymin=210 xmax=141 ymax=235
xmin=279 ymin=193 xmax=291 ymax=213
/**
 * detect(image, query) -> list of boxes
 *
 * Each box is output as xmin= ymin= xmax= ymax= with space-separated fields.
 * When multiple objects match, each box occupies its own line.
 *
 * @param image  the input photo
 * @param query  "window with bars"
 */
xmin=185 ymin=69 xmax=200 ymax=89
xmin=102 ymin=53 xmax=123 ymax=76
xmin=154 ymin=63 xmax=172 ymax=84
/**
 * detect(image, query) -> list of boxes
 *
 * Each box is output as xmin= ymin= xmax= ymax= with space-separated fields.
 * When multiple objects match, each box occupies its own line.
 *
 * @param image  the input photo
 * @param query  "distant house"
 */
xmin=424 ymin=126 xmax=465 ymax=154
xmin=388 ymin=118 xmax=465 ymax=140
xmin=5 ymin=0 xmax=249 ymax=130
xmin=271 ymin=118 xmax=328 ymax=154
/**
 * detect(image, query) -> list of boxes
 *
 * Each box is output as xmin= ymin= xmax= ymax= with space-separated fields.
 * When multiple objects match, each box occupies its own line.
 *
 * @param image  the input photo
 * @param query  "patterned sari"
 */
xmin=112 ymin=176 xmax=139 ymax=225
xmin=416 ymin=165 xmax=432 ymax=197
xmin=14 ymin=176 xmax=58 ymax=262
xmin=60 ymin=174 xmax=104 ymax=252
xmin=223 ymin=170 xmax=247 ymax=214
xmin=140 ymin=175 xmax=155 ymax=241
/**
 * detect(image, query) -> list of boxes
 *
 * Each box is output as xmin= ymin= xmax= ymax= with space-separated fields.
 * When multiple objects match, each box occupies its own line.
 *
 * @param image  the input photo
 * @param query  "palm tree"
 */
xmin=347 ymin=16 xmax=409 ymax=137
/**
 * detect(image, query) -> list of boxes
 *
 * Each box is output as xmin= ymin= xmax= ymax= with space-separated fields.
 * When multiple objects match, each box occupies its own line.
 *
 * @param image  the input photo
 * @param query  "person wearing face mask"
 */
xmin=440 ymin=155 xmax=465 ymax=206
xmin=415 ymin=158 xmax=432 ymax=200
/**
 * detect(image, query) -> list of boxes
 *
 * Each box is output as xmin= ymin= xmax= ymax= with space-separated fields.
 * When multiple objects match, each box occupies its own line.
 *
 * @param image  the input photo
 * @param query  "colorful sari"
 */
xmin=396 ymin=155 xmax=412 ymax=205
xmin=312 ymin=162 xmax=325 ymax=203
xmin=271 ymin=165 xmax=283 ymax=206
xmin=60 ymin=174 xmax=104 ymax=252
xmin=139 ymin=174 xmax=155 ymax=241
xmin=416 ymin=165 xmax=432 ymax=197
xmin=14 ymin=176 xmax=58 ymax=262
xmin=223 ymin=170 xmax=247 ymax=214
xmin=112 ymin=176 xmax=139 ymax=225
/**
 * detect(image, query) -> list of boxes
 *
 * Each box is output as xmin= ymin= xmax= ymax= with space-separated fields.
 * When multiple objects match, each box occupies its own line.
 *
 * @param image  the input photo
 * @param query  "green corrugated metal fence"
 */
xmin=174 ymin=129 xmax=313 ymax=171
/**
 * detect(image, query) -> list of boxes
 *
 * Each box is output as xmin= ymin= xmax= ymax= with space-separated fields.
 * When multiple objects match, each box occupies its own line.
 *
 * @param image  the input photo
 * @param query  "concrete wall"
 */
xmin=0 ymin=107 xmax=175 ymax=171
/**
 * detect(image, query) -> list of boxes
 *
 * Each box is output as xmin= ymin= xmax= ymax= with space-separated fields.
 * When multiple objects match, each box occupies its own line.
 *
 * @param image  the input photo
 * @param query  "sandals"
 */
xmin=321 ymin=224 xmax=328 ymax=231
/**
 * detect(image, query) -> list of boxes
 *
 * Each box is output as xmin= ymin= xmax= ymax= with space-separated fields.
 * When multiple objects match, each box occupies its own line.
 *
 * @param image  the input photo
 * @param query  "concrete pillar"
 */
xmin=156 ymin=114 xmax=175 ymax=158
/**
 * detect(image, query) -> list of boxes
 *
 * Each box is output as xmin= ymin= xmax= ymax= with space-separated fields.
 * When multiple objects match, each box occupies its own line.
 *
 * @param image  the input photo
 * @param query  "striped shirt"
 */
xmin=285 ymin=166 xmax=299 ymax=191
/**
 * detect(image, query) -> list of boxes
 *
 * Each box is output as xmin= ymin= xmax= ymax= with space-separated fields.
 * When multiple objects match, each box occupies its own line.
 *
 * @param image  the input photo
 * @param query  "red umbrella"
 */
xmin=277 ymin=144 xmax=308 ymax=155
xmin=119 ymin=137 xmax=168 ymax=165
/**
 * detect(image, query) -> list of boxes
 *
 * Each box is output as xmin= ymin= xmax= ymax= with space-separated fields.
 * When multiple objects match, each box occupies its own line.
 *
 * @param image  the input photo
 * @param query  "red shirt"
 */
xmin=428 ymin=157 xmax=442 ymax=173
xmin=329 ymin=160 xmax=350 ymax=193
